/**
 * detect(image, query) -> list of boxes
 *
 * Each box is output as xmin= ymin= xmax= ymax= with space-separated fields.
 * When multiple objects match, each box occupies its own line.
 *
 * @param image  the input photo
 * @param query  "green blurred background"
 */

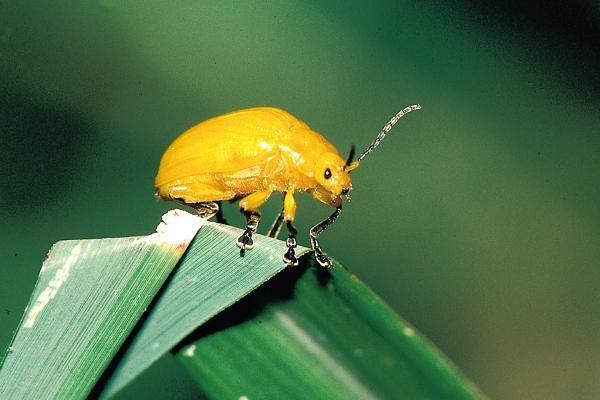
xmin=1 ymin=1 xmax=598 ymax=399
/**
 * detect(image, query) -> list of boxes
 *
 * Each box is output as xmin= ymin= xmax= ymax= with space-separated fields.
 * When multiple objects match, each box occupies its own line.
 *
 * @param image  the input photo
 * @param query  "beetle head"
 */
xmin=309 ymin=104 xmax=421 ymax=206
xmin=313 ymin=152 xmax=352 ymax=200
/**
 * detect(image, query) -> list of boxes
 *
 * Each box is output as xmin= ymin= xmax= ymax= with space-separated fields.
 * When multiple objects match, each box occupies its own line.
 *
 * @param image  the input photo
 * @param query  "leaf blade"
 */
xmin=0 ymin=210 xmax=203 ymax=399
xmin=100 ymin=222 xmax=310 ymax=398
xmin=175 ymin=260 xmax=487 ymax=400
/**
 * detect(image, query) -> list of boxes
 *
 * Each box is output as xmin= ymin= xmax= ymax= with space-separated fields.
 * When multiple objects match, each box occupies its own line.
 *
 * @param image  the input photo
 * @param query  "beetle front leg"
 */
xmin=237 ymin=190 xmax=272 ymax=251
xmin=310 ymin=206 xmax=342 ymax=268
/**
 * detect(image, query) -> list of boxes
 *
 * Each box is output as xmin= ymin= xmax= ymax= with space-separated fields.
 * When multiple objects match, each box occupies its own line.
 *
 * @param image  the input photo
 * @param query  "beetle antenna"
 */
xmin=351 ymin=104 xmax=421 ymax=167
xmin=344 ymin=144 xmax=356 ymax=168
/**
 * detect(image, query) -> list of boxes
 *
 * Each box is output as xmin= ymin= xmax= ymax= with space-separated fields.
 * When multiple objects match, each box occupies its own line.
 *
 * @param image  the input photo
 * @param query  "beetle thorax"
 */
xmin=278 ymin=128 xmax=349 ymax=196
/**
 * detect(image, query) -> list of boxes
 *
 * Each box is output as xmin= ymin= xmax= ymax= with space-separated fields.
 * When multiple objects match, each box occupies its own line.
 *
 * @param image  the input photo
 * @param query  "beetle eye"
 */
xmin=324 ymin=168 xmax=332 ymax=179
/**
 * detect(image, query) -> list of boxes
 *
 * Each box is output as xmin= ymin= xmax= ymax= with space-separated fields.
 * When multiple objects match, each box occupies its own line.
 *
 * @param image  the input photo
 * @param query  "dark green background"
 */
xmin=1 ymin=2 xmax=598 ymax=399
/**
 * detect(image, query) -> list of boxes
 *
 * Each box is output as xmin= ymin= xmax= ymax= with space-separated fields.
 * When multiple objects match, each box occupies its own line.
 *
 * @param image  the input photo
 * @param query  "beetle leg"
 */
xmin=215 ymin=201 xmax=228 ymax=224
xmin=267 ymin=210 xmax=284 ymax=239
xmin=283 ymin=190 xmax=297 ymax=221
xmin=191 ymin=202 xmax=220 ymax=219
xmin=283 ymin=220 xmax=299 ymax=267
xmin=282 ymin=191 xmax=299 ymax=266
xmin=237 ymin=209 xmax=261 ymax=252
xmin=237 ymin=191 xmax=272 ymax=251
xmin=310 ymin=206 xmax=342 ymax=268
xmin=239 ymin=190 xmax=272 ymax=211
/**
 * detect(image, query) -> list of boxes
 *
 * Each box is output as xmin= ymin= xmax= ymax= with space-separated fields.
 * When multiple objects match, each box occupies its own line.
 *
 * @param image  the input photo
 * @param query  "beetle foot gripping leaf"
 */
xmin=314 ymin=251 xmax=333 ymax=268
xmin=236 ymin=214 xmax=259 ymax=251
xmin=309 ymin=206 xmax=342 ymax=268
xmin=283 ymin=237 xmax=299 ymax=266
xmin=236 ymin=229 xmax=255 ymax=250
xmin=192 ymin=202 xmax=220 ymax=219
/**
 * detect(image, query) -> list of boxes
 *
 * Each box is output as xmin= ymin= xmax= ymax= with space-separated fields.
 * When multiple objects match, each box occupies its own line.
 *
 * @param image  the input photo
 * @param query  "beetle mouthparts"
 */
xmin=341 ymin=187 xmax=352 ymax=202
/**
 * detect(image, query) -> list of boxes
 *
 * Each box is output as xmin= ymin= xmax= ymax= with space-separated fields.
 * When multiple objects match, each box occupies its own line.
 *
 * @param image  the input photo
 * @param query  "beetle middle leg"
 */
xmin=283 ymin=220 xmax=299 ymax=267
xmin=267 ymin=210 xmax=284 ymax=239
xmin=236 ymin=190 xmax=272 ymax=252
xmin=281 ymin=191 xmax=300 ymax=266
xmin=310 ymin=206 xmax=342 ymax=268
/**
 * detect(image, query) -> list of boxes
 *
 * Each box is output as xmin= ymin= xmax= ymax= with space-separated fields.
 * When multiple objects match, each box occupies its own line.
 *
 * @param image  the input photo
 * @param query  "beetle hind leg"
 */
xmin=191 ymin=202 xmax=220 ymax=219
xmin=309 ymin=206 xmax=342 ymax=268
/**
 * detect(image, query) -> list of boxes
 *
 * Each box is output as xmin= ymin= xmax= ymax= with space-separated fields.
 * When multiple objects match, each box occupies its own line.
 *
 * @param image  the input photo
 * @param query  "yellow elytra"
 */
xmin=155 ymin=105 xmax=421 ymax=267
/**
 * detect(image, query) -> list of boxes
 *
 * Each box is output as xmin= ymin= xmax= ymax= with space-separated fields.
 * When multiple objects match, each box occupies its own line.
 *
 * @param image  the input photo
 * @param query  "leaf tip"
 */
xmin=150 ymin=209 xmax=205 ymax=249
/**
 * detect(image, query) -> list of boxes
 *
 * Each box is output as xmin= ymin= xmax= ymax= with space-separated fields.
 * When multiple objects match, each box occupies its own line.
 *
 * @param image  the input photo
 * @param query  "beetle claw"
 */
xmin=283 ymin=247 xmax=298 ymax=267
xmin=283 ymin=236 xmax=299 ymax=266
xmin=315 ymin=252 xmax=333 ymax=268
xmin=236 ymin=230 xmax=254 ymax=250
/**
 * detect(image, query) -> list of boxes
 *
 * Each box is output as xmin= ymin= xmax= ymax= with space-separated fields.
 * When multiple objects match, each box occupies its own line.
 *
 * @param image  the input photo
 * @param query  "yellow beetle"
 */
xmin=155 ymin=105 xmax=421 ymax=267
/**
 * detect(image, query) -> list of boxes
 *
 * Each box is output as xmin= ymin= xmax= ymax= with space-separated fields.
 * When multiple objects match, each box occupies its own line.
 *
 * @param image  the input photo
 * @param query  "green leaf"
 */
xmin=0 ymin=210 xmax=204 ymax=399
xmin=1 ymin=209 xmax=486 ymax=400
xmin=174 ymin=259 xmax=487 ymax=400
xmin=100 ymin=222 xmax=310 ymax=398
